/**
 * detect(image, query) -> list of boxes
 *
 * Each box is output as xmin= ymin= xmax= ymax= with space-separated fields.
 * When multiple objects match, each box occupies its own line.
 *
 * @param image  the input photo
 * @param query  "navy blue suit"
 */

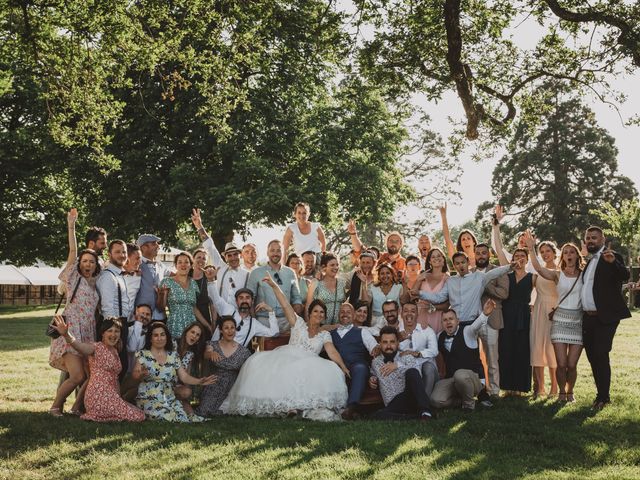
xmin=330 ymin=327 xmax=370 ymax=407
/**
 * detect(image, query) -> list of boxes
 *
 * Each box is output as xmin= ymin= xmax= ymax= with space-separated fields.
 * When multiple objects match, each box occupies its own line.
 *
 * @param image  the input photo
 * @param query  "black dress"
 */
xmin=193 ymin=275 xmax=212 ymax=324
xmin=499 ymin=272 xmax=533 ymax=393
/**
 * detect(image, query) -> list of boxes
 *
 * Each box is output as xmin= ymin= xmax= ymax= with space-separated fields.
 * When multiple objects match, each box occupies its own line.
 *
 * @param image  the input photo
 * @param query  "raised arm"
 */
xmin=282 ymin=227 xmax=293 ymax=264
xmin=305 ymin=280 xmax=318 ymax=320
xmin=347 ymin=219 xmax=364 ymax=253
xmin=523 ymin=230 xmax=559 ymax=282
xmin=253 ymin=303 xmax=279 ymax=337
xmin=482 ymin=264 xmax=512 ymax=286
xmin=53 ymin=315 xmax=96 ymax=356
xmin=317 ymin=225 xmax=326 ymax=252
xmin=262 ymin=274 xmax=298 ymax=327
xmin=205 ymin=267 xmax=235 ymax=316
xmin=191 ymin=208 xmax=224 ymax=268
xmin=467 ymin=299 xmax=495 ymax=338
xmin=491 ymin=205 xmax=510 ymax=266
xmin=439 ymin=203 xmax=456 ymax=260
xmin=65 ymin=208 xmax=78 ymax=268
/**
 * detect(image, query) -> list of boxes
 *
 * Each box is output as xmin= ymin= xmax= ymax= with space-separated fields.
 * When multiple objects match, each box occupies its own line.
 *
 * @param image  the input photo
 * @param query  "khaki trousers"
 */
xmin=431 ymin=369 xmax=483 ymax=410
xmin=478 ymin=324 xmax=500 ymax=396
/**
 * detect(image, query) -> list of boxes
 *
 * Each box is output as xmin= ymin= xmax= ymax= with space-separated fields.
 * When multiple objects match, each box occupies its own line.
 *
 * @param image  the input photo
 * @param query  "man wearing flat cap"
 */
xmin=205 ymin=277 xmax=279 ymax=348
xmin=135 ymin=234 xmax=171 ymax=321
xmin=191 ymin=209 xmax=249 ymax=305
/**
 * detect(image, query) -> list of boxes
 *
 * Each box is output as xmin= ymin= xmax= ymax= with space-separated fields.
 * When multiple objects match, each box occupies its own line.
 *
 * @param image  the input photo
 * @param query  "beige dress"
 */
xmin=530 ymin=275 xmax=558 ymax=367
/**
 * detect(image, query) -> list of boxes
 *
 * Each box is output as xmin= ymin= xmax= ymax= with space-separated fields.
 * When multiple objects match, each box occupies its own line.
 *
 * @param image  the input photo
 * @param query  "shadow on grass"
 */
xmin=1 ymin=398 xmax=639 ymax=479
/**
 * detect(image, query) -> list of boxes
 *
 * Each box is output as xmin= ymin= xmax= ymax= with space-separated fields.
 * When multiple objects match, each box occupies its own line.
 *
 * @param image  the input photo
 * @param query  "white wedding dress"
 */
xmin=222 ymin=316 xmax=348 ymax=421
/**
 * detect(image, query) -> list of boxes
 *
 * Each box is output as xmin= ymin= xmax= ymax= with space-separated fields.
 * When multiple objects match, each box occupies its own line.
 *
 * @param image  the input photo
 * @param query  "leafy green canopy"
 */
xmin=1 ymin=1 xmax=415 ymax=264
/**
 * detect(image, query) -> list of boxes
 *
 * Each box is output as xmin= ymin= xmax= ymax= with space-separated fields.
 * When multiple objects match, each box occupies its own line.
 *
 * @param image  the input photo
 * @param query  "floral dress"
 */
xmin=49 ymin=262 xmax=99 ymax=371
xmin=135 ymin=349 xmax=205 ymax=422
xmin=313 ymin=278 xmax=347 ymax=325
xmin=160 ymin=277 xmax=199 ymax=339
xmin=82 ymin=343 xmax=145 ymax=422
xmin=196 ymin=341 xmax=251 ymax=416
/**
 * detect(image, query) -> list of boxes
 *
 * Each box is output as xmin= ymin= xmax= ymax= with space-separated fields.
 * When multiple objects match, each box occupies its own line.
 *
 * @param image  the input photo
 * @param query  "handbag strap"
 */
xmin=56 ymin=277 xmax=82 ymax=314
xmin=54 ymin=292 xmax=66 ymax=314
xmin=556 ymin=274 xmax=580 ymax=309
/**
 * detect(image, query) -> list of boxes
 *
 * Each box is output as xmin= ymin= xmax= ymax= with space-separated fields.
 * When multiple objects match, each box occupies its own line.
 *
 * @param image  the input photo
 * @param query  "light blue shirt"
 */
xmin=246 ymin=264 xmax=302 ymax=319
xmin=419 ymin=265 xmax=510 ymax=323
xmin=135 ymin=256 xmax=171 ymax=320
xmin=96 ymin=264 xmax=129 ymax=318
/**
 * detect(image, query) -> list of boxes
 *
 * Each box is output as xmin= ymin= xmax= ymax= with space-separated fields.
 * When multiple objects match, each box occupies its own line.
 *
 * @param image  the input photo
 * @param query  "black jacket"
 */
xmin=584 ymin=252 xmax=631 ymax=324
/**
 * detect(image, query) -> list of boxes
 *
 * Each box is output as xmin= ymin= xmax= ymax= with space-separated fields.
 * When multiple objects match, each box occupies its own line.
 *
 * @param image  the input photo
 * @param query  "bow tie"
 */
xmin=121 ymin=271 xmax=136 ymax=276
xmin=145 ymin=260 xmax=157 ymax=265
xmin=445 ymin=333 xmax=456 ymax=339
xmin=338 ymin=324 xmax=351 ymax=331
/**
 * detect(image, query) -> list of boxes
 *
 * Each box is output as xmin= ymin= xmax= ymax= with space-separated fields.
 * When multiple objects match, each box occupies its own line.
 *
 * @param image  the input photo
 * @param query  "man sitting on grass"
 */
xmin=430 ymin=299 xmax=496 ymax=412
xmin=369 ymin=326 xmax=433 ymax=420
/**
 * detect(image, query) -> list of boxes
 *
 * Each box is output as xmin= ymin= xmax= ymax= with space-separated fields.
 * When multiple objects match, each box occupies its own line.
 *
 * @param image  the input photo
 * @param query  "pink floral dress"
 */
xmin=49 ymin=262 xmax=99 ymax=371
xmin=82 ymin=342 xmax=145 ymax=422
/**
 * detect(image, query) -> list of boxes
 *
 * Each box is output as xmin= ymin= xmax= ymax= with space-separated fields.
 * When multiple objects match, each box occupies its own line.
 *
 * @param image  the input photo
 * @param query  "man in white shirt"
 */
xmin=398 ymin=302 xmax=439 ymax=403
xmin=431 ymin=299 xmax=496 ymax=411
xmin=191 ymin=208 xmax=249 ymax=305
xmin=206 ymin=275 xmax=279 ymax=349
xmin=121 ymin=303 xmax=152 ymax=401
xmin=580 ymin=226 xmax=631 ymax=410
xmin=417 ymin=252 xmax=511 ymax=324
xmin=242 ymin=243 xmax=258 ymax=271
xmin=96 ymin=240 xmax=130 ymax=378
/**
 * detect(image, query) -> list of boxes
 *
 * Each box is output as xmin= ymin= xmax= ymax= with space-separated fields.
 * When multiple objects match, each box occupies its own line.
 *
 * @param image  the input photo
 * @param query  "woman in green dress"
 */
xmin=132 ymin=322 xmax=216 ymax=422
xmin=157 ymin=251 xmax=212 ymax=340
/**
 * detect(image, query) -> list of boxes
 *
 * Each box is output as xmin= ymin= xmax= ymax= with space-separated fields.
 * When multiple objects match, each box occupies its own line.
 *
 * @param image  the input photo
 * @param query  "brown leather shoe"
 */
xmin=341 ymin=406 xmax=358 ymax=421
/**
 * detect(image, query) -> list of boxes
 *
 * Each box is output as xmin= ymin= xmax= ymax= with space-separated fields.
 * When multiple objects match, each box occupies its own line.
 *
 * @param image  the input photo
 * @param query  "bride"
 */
xmin=222 ymin=274 xmax=350 ymax=421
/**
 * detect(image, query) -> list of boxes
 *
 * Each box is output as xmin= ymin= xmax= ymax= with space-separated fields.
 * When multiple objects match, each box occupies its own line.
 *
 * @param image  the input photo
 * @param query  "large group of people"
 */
xmin=47 ymin=202 xmax=633 ymax=422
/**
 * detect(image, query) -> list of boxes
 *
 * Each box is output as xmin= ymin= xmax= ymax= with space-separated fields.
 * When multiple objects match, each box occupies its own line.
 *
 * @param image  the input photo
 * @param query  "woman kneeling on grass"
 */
xmin=51 ymin=315 xmax=145 ymax=422
xmin=132 ymin=322 xmax=217 ymax=422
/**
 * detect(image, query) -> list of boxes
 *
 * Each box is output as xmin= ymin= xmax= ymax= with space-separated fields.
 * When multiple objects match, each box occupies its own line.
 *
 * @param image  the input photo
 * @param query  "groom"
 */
xmin=331 ymin=303 xmax=378 ymax=420
xmin=581 ymin=226 xmax=631 ymax=410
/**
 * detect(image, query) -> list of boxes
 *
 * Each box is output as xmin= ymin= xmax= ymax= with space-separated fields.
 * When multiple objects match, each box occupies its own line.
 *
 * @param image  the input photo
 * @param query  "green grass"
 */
xmin=1 ymin=307 xmax=639 ymax=480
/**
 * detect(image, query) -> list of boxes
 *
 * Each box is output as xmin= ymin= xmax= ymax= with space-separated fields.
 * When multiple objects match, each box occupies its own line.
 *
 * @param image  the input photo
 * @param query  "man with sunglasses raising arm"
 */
xmin=191 ymin=209 xmax=249 ymax=305
xmin=205 ymin=267 xmax=278 ymax=351
xmin=246 ymin=239 xmax=303 ymax=332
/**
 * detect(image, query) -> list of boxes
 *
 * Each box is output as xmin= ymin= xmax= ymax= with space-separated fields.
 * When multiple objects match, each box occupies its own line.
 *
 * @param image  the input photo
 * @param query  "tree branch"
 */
xmin=544 ymin=0 xmax=640 ymax=67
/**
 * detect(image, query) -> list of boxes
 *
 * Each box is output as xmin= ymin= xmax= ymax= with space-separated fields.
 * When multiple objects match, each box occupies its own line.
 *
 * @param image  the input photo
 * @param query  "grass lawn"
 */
xmin=1 ymin=307 xmax=639 ymax=480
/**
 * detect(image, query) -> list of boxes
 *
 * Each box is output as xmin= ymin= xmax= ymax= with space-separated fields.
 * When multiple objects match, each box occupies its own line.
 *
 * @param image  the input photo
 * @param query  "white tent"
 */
xmin=0 ymin=264 xmax=63 ymax=305
xmin=0 ymin=265 xmax=31 ymax=285
xmin=19 ymin=266 xmax=63 ymax=286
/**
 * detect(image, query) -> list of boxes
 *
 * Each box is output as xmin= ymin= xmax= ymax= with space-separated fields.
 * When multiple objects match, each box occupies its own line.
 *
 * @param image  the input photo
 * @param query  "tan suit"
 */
xmin=478 ymin=263 xmax=509 ymax=395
